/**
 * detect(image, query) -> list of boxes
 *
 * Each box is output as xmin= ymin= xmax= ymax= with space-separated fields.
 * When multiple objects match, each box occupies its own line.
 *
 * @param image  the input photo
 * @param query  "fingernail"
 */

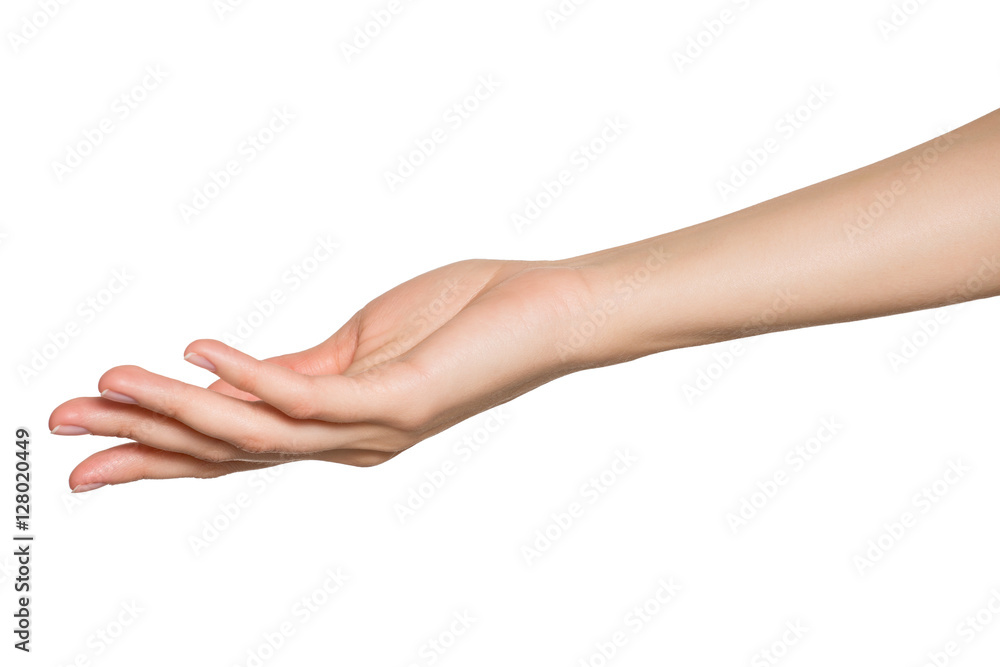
xmin=185 ymin=352 xmax=217 ymax=373
xmin=72 ymin=483 xmax=107 ymax=493
xmin=51 ymin=425 xmax=90 ymax=436
xmin=101 ymin=389 xmax=139 ymax=404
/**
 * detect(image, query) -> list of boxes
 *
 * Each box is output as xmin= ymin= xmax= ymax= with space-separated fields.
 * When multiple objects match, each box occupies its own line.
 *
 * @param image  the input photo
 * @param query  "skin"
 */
xmin=51 ymin=108 xmax=1000 ymax=492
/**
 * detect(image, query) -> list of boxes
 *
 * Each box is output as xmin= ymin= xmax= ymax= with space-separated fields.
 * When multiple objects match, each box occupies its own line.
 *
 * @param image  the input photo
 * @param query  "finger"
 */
xmin=69 ymin=442 xmax=400 ymax=491
xmin=182 ymin=339 xmax=424 ymax=427
xmin=206 ymin=376 xmax=260 ymax=401
xmin=96 ymin=365 xmax=408 ymax=454
xmin=193 ymin=317 xmax=361 ymax=400
xmin=68 ymin=443 xmax=280 ymax=491
xmin=199 ymin=344 xmax=332 ymax=401
xmin=200 ymin=342 xmax=335 ymax=401
xmin=50 ymin=397 xmax=296 ymax=463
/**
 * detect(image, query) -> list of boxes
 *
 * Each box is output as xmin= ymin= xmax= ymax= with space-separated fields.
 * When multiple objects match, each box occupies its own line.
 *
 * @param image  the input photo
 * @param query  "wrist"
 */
xmin=550 ymin=237 xmax=683 ymax=369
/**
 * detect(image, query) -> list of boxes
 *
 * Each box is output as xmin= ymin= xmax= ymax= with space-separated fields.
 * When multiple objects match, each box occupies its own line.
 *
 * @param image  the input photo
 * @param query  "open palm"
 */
xmin=50 ymin=258 xmax=594 ymax=491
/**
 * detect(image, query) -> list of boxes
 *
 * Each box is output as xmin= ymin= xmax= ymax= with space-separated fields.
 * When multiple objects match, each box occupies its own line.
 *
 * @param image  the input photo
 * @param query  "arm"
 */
xmin=50 ymin=108 xmax=1000 ymax=491
xmin=561 ymin=109 xmax=1000 ymax=367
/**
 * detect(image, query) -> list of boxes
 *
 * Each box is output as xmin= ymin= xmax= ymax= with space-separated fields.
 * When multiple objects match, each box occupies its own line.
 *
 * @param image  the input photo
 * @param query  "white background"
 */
xmin=3 ymin=0 xmax=1000 ymax=665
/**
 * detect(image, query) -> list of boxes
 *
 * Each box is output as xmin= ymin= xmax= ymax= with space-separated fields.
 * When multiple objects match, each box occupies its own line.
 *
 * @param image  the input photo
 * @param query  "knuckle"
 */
xmin=117 ymin=419 xmax=151 ymax=445
xmin=154 ymin=385 xmax=186 ymax=420
xmin=157 ymin=402 xmax=179 ymax=421
xmin=158 ymin=382 xmax=199 ymax=422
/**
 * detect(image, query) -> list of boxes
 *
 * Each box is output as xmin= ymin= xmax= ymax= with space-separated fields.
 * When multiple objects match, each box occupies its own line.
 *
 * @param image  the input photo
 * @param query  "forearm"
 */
xmin=560 ymin=108 xmax=1000 ymax=367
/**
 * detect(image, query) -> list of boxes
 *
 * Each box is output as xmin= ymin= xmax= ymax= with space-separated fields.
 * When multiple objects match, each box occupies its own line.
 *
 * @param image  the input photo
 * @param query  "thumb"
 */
xmin=201 ymin=345 xmax=329 ymax=401
xmin=196 ymin=317 xmax=360 ymax=400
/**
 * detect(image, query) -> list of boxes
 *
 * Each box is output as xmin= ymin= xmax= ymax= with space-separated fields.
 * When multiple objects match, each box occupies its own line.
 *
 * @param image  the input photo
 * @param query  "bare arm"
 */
xmin=50 ymin=108 xmax=1000 ymax=491
xmin=565 ymin=109 xmax=1000 ymax=367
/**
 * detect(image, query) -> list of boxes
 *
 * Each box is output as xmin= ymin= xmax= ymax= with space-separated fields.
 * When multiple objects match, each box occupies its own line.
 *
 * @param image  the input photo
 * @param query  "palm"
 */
xmin=206 ymin=259 xmax=521 ymax=399
xmin=209 ymin=256 xmax=592 ymax=443
xmin=56 ymin=258 xmax=591 ymax=489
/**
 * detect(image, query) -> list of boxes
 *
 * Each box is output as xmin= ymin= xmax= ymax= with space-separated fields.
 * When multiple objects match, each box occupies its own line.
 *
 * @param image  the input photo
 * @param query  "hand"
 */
xmin=49 ymin=258 xmax=596 ymax=491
